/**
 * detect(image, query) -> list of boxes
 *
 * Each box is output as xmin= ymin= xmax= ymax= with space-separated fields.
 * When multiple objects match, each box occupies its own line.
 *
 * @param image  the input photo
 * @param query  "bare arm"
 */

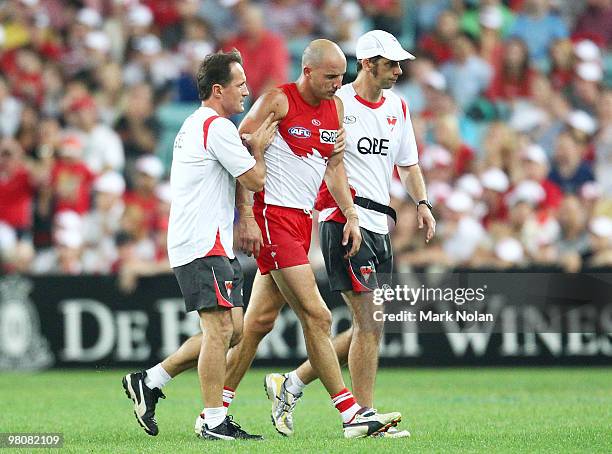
xmin=323 ymin=96 xmax=361 ymax=257
xmin=397 ymin=164 xmax=436 ymax=242
xmin=233 ymin=89 xmax=287 ymax=256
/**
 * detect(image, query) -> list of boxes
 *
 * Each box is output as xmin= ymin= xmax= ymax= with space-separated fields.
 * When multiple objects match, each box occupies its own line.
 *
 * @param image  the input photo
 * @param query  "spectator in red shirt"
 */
xmin=433 ymin=114 xmax=475 ymax=177
xmin=222 ymin=4 xmax=289 ymax=100
xmin=0 ymin=138 xmax=39 ymax=236
xmin=573 ymin=0 xmax=612 ymax=47
xmin=487 ymin=38 xmax=537 ymax=101
xmin=520 ymin=144 xmax=563 ymax=211
xmin=418 ymin=10 xmax=459 ymax=64
xmin=50 ymin=134 xmax=96 ymax=215
xmin=549 ymin=38 xmax=574 ymax=90
xmin=124 ymin=155 xmax=164 ymax=234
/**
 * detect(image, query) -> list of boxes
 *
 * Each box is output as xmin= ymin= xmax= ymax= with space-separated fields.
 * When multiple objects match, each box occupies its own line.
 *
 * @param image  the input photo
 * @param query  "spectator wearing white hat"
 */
xmin=123 ymin=34 xmax=180 ymax=89
xmin=48 ymin=133 xmax=96 ymax=215
xmin=81 ymin=172 xmax=127 ymax=273
xmin=520 ymin=144 xmax=563 ymax=211
xmin=420 ymin=144 xmax=454 ymax=185
xmin=583 ymin=216 xmax=612 ymax=268
xmin=594 ymin=89 xmax=612 ymax=196
xmin=480 ymin=167 xmax=510 ymax=228
xmin=549 ymin=130 xmax=595 ymax=194
xmin=507 ymin=180 xmax=560 ymax=264
xmin=477 ymin=4 xmax=507 ymax=66
xmin=441 ymin=191 xmax=487 ymax=265
xmin=124 ymin=155 xmax=165 ymax=237
xmin=32 ymin=210 xmax=85 ymax=275
xmin=460 ymin=0 xmax=515 ymax=40
xmin=573 ymin=0 xmax=612 ymax=48
xmin=70 ymin=94 xmax=125 ymax=174
xmin=568 ymin=61 xmax=603 ymax=116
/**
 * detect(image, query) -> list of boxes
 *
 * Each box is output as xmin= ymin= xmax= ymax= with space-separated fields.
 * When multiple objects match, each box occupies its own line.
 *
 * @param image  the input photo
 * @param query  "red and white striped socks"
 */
xmin=331 ymin=388 xmax=361 ymax=423
xmin=222 ymin=386 xmax=235 ymax=408
xmin=199 ymin=386 xmax=235 ymax=421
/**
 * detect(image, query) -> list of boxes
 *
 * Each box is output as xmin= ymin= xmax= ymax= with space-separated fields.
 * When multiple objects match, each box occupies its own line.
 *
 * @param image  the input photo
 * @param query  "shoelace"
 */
xmin=279 ymin=382 xmax=302 ymax=413
xmin=226 ymin=415 xmax=248 ymax=436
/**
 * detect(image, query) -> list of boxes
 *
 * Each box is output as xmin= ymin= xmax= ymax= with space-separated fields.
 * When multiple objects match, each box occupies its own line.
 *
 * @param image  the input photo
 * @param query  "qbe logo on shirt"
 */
xmin=319 ymin=129 xmax=337 ymax=144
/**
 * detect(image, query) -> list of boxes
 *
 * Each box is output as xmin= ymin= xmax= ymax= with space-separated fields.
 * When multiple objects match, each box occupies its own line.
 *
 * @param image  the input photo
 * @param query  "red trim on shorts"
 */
xmin=205 ymin=228 xmax=227 ymax=257
xmin=401 ymin=98 xmax=407 ymax=120
xmin=347 ymin=259 xmax=374 ymax=293
xmin=354 ymin=94 xmax=385 ymax=109
xmin=211 ymin=267 xmax=234 ymax=308
xmin=203 ymin=115 xmax=221 ymax=150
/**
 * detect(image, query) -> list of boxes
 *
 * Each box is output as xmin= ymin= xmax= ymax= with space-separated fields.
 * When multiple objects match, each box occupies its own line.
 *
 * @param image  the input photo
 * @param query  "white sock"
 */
xmin=285 ymin=370 xmax=306 ymax=395
xmin=144 ymin=364 xmax=171 ymax=389
xmin=204 ymin=407 xmax=227 ymax=430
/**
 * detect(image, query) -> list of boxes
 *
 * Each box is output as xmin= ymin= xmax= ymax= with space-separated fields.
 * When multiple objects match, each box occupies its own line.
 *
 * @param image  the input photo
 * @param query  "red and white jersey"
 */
xmin=316 ymin=83 xmax=418 ymax=234
xmin=254 ymin=83 xmax=339 ymax=210
xmin=167 ymin=106 xmax=256 ymax=267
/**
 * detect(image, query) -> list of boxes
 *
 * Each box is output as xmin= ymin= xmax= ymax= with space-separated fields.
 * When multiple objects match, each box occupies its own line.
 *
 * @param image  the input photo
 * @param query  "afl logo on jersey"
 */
xmin=288 ymin=126 xmax=312 ymax=138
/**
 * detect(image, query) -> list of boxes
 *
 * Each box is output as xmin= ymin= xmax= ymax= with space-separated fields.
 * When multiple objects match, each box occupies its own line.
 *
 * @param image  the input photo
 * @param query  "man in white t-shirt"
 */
xmin=265 ymin=30 xmax=436 ymax=438
xmin=121 ymin=50 xmax=277 ymax=441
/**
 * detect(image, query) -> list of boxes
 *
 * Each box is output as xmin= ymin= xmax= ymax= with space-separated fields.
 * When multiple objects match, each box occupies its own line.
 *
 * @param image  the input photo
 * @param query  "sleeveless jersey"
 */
xmin=254 ymin=83 xmax=339 ymax=210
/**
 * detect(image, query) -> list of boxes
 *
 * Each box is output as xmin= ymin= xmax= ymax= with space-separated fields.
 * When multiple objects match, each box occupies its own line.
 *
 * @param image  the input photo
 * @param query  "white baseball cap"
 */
xmin=456 ymin=174 xmax=483 ymax=199
xmin=573 ymin=40 xmax=601 ymax=62
xmin=446 ymin=191 xmax=474 ymax=213
xmin=566 ymin=110 xmax=598 ymax=135
xmin=495 ymin=237 xmax=524 ymax=263
xmin=76 ymin=8 xmax=102 ymax=28
xmin=94 ymin=171 xmax=126 ymax=195
xmin=521 ymin=144 xmax=548 ymax=165
xmin=506 ymin=180 xmax=545 ymax=207
xmin=480 ymin=168 xmax=509 ymax=193
xmin=589 ymin=217 xmax=612 ymax=238
xmin=576 ymin=62 xmax=603 ymax=82
xmin=128 ymin=4 xmax=153 ymax=28
xmin=356 ymin=30 xmax=415 ymax=61
xmin=136 ymin=155 xmax=164 ymax=179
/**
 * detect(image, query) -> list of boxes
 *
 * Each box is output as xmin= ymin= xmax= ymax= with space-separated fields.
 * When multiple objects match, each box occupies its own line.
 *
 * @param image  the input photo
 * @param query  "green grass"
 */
xmin=0 ymin=368 xmax=610 ymax=453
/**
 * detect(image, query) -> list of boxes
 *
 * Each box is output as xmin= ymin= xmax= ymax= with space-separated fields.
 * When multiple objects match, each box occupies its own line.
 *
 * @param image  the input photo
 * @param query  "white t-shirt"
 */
xmin=319 ymin=83 xmax=418 ymax=234
xmin=167 ymin=106 xmax=256 ymax=267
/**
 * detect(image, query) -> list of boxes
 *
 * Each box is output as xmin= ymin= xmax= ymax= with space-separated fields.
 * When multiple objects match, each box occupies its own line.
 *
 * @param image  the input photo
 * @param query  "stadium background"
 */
xmin=0 ymin=1 xmax=610 ymax=451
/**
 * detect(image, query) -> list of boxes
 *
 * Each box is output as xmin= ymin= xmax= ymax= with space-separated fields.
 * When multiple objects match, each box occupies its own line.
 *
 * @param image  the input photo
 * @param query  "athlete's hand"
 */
xmin=334 ymin=127 xmax=346 ymax=154
xmin=417 ymin=204 xmax=436 ymax=243
xmin=235 ymin=212 xmax=264 ymax=258
xmin=343 ymin=216 xmax=362 ymax=258
xmin=241 ymin=113 xmax=278 ymax=152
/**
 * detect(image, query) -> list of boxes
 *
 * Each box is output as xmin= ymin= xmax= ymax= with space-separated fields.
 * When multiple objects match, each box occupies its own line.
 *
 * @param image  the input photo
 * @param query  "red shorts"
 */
xmin=253 ymin=203 xmax=313 ymax=274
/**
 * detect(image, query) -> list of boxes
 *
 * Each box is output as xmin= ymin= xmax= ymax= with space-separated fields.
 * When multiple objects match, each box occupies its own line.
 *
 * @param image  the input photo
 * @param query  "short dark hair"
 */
xmin=356 ymin=55 xmax=384 ymax=73
xmin=196 ymin=50 xmax=243 ymax=101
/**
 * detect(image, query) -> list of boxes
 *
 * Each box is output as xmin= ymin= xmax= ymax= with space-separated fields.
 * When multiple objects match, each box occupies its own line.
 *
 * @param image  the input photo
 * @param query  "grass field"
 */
xmin=1 ymin=368 xmax=610 ymax=453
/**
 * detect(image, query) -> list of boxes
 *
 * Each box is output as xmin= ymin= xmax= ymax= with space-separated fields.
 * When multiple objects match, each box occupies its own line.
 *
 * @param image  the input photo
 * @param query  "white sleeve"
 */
xmin=207 ymin=117 xmax=256 ymax=178
xmin=105 ymin=129 xmax=125 ymax=171
xmin=395 ymin=101 xmax=419 ymax=167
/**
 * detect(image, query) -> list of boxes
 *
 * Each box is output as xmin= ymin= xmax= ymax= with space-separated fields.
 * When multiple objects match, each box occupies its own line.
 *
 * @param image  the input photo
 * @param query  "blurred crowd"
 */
xmin=0 ymin=0 xmax=611 ymax=282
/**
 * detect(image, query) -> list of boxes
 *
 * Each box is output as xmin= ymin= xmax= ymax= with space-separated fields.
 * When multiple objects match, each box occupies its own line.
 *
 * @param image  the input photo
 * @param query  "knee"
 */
xmin=244 ymin=310 xmax=277 ymax=336
xmin=302 ymin=305 xmax=333 ymax=335
xmin=229 ymin=324 xmax=243 ymax=347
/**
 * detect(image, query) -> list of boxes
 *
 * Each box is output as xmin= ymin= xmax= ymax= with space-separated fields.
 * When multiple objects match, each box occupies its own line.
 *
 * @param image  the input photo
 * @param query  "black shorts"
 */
xmin=319 ymin=220 xmax=393 ymax=293
xmin=172 ymin=256 xmax=244 ymax=312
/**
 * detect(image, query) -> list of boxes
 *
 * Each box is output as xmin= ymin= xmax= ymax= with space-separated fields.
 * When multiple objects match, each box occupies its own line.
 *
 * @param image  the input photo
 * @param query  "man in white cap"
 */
xmin=264 ymin=30 xmax=435 ymax=438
